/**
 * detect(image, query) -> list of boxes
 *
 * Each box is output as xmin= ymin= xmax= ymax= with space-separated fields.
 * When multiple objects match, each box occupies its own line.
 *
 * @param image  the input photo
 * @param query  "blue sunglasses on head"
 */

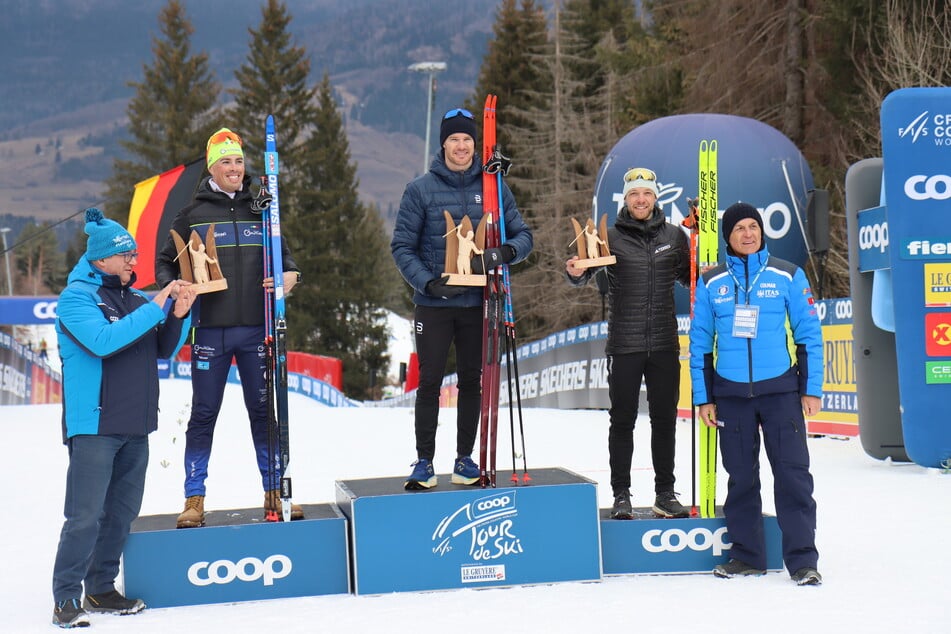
xmin=443 ymin=108 xmax=474 ymax=120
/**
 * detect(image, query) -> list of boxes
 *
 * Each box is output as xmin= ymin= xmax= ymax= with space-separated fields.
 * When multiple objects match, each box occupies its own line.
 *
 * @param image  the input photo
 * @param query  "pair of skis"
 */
xmin=262 ymin=115 xmax=293 ymax=522
xmin=684 ymin=140 xmax=719 ymax=518
xmin=478 ymin=94 xmax=529 ymax=488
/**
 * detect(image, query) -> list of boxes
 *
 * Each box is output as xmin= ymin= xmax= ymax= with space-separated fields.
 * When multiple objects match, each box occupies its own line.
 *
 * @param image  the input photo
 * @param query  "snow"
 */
xmin=5 ymin=379 xmax=949 ymax=632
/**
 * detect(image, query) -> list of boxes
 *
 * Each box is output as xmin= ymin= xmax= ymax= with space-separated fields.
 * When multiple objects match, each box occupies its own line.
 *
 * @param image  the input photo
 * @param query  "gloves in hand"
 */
xmin=471 ymin=245 xmax=516 ymax=274
xmin=426 ymin=276 xmax=468 ymax=299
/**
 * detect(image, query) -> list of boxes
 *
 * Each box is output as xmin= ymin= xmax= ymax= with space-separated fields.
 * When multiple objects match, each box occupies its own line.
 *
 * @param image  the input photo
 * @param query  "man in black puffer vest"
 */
xmin=566 ymin=167 xmax=690 ymax=520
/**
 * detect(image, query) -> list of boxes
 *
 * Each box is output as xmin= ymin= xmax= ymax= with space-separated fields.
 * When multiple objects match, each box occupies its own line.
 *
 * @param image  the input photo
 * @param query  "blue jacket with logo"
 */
xmin=689 ymin=244 xmax=823 ymax=405
xmin=391 ymin=151 xmax=533 ymax=308
xmin=55 ymin=258 xmax=186 ymax=442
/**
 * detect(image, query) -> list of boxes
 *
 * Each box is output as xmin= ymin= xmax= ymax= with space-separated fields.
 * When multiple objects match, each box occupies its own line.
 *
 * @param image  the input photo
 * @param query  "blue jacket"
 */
xmin=689 ymin=244 xmax=823 ymax=404
xmin=391 ymin=151 xmax=533 ymax=307
xmin=55 ymin=258 xmax=186 ymax=442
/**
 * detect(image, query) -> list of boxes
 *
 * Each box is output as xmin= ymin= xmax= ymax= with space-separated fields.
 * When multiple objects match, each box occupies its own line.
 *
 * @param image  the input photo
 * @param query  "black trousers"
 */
xmin=607 ymin=350 xmax=681 ymax=495
xmin=413 ymin=304 xmax=484 ymax=462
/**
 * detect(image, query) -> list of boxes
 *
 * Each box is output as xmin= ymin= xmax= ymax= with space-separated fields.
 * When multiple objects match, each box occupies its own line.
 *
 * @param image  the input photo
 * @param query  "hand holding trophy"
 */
xmin=442 ymin=211 xmax=488 ymax=286
xmin=568 ymin=216 xmax=616 ymax=269
xmin=171 ymin=223 xmax=228 ymax=294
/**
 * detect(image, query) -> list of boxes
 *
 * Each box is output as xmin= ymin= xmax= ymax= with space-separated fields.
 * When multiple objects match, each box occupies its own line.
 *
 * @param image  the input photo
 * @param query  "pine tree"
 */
xmin=467 ymin=0 xmax=550 ymax=162
xmin=230 ymin=0 xmax=317 ymax=215
xmin=102 ymin=0 xmax=219 ymax=227
xmin=288 ymin=75 xmax=396 ymax=398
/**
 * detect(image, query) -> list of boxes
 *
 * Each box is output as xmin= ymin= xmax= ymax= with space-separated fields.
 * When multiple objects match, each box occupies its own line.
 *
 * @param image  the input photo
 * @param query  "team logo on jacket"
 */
xmin=713 ymin=284 xmax=732 ymax=304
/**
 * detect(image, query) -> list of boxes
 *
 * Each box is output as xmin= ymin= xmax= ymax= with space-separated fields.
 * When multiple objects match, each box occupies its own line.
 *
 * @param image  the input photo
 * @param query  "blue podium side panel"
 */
xmin=336 ymin=468 xmax=602 ymax=595
xmin=600 ymin=509 xmax=783 ymax=574
xmin=123 ymin=503 xmax=349 ymax=608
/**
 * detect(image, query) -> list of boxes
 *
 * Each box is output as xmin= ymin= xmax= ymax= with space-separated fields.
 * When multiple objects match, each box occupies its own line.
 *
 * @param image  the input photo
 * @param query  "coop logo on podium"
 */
xmin=431 ymin=491 xmax=523 ymax=582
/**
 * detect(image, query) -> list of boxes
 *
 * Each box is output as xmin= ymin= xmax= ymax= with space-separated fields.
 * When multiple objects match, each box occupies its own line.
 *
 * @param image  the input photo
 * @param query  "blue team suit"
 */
xmin=689 ymin=243 xmax=823 ymax=573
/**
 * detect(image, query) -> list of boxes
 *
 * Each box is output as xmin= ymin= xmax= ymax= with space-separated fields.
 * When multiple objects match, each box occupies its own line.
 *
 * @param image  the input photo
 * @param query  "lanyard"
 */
xmin=727 ymin=257 xmax=767 ymax=305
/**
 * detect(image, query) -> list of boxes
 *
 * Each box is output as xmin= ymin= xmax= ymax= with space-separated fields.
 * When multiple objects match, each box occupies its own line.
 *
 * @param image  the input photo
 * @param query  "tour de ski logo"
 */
xmin=431 ymin=491 xmax=523 ymax=583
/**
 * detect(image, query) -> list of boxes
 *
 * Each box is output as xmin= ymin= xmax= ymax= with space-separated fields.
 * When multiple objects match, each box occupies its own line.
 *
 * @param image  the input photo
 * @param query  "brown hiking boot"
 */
xmin=264 ymin=489 xmax=304 ymax=520
xmin=176 ymin=495 xmax=205 ymax=528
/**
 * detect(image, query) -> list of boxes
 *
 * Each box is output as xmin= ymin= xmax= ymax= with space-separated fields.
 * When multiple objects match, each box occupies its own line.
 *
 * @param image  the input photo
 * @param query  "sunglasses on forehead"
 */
xmin=207 ymin=129 xmax=243 ymax=148
xmin=624 ymin=167 xmax=657 ymax=182
xmin=443 ymin=108 xmax=474 ymax=120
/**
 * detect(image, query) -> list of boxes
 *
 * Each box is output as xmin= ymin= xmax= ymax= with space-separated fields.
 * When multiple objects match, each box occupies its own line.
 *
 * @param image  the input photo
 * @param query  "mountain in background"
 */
xmin=0 ymin=0 xmax=503 ymax=233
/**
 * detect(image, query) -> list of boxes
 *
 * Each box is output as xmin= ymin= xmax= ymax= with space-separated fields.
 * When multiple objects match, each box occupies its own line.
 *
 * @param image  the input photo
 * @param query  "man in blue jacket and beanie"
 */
xmin=52 ymin=208 xmax=194 ymax=627
xmin=391 ymin=107 xmax=533 ymax=489
xmin=689 ymin=201 xmax=823 ymax=586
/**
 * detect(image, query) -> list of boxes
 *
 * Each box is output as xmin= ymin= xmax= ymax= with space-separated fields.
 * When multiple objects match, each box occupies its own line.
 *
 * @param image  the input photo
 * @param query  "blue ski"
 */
xmin=263 ymin=114 xmax=292 ymax=521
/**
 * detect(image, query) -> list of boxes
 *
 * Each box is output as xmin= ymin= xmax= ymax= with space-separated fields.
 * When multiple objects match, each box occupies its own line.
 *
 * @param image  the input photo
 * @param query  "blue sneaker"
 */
xmin=451 ymin=456 xmax=481 ymax=485
xmin=404 ymin=459 xmax=437 ymax=490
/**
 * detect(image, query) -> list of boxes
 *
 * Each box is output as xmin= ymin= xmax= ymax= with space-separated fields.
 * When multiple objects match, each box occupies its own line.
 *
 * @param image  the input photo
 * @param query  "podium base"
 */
xmin=123 ymin=502 xmax=349 ymax=607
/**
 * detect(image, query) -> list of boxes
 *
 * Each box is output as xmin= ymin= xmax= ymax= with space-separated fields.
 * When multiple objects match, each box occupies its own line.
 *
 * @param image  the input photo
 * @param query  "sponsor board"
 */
xmin=880 ymin=87 xmax=951 ymax=467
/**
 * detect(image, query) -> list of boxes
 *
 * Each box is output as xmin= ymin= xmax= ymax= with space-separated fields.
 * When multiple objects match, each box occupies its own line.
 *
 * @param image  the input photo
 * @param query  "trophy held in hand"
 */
xmin=171 ymin=224 xmax=228 ymax=294
xmin=569 ymin=216 xmax=616 ymax=269
xmin=442 ymin=211 xmax=488 ymax=286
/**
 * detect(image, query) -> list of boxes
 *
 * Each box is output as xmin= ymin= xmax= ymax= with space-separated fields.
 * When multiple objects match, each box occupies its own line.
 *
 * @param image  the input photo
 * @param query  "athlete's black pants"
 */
xmin=413 ymin=304 xmax=483 ymax=463
xmin=607 ymin=350 xmax=681 ymax=495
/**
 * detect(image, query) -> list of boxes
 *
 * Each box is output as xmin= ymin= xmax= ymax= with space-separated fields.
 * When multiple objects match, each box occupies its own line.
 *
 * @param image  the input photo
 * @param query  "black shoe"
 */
xmin=610 ymin=489 xmax=634 ymax=520
xmin=652 ymin=491 xmax=689 ymax=518
xmin=83 ymin=589 xmax=146 ymax=615
xmin=791 ymin=567 xmax=822 ymax=586
xmin=713 ymin=559 xmax=766 ymax=578
xmin=53 ymin=598 xmax=90 ymax=628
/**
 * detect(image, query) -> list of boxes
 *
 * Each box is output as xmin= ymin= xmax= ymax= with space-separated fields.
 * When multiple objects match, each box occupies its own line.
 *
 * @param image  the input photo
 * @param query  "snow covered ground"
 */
xmin=4 ymin=378 xmax=949 ymax=632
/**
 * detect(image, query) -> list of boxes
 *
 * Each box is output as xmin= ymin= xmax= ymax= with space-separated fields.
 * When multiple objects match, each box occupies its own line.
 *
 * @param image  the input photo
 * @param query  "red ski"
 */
xmin=479 ymin=94 xmax=503 ymax=487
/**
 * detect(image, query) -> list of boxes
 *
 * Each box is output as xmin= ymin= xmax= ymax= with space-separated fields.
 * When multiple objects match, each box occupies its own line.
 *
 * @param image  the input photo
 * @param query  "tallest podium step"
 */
xmin=335 ymin=466 xmax=602 ymax=595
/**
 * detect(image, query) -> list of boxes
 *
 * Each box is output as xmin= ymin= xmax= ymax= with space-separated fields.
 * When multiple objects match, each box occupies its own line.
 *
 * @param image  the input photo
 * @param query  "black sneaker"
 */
xmin=610 ymin=489 xmax=634 ymax=520
xmin=791 ymin=567 xmax=822 ymax=586
xmin=713 ymin=559 xmax=766 ymax=578
xmin=52 ymin=598 xmax=90 ymax=628
xmin=83 ymin=589 xmax=146 ymax=615
xmin=652 ymin=491 xmax=689 ymax=518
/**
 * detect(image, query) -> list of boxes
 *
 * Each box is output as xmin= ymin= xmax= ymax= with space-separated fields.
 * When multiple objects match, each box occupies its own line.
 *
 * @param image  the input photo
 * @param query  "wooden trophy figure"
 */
xmin=442 ymin=211 xmax=488 ymax=286
xmin=170 ymin=223 xmax=228 ymax=294
xmin=569 ymin=216 xmax=617 ymax=269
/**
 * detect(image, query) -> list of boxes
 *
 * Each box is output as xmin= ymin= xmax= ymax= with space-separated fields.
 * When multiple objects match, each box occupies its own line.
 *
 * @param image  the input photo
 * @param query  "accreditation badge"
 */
xmin=732 ymin=304 xmax=760 ymax=338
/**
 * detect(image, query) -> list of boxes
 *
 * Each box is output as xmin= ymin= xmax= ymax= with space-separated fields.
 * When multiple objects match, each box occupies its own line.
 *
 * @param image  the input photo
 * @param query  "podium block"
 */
xmin=599 ymin=507 xmax=784 ymax=574
xmin=123 ymin=503 xmax=349 ymax=607
xmin=336 ymin=467 xmax=602 ymax=595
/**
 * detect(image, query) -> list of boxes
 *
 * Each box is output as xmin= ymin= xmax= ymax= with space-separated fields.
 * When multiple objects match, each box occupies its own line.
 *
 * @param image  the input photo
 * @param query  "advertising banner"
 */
xmin=880 ymin=88 xmax=951 ymax=468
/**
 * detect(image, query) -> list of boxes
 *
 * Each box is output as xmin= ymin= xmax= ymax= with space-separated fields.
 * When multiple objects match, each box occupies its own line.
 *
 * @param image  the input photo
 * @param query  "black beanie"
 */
xmin=439 ymin=110 xmax=477 ymax=146
xmin=722 ymin=202 xmax=764 ymax=251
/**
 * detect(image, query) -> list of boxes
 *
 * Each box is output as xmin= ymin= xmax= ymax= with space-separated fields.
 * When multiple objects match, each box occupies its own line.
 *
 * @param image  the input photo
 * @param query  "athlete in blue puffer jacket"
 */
xmin=52 ymin=208 xmax=194 ymax=627
xmin=689 ymin=202 xmax=824 ymax=586
xmin=391 ymin=108 xmax=533 ymax=490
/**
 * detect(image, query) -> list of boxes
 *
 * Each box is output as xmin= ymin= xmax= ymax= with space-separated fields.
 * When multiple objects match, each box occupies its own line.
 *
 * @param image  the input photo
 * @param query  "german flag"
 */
xmin=127 ymin=158 xmax=205 ymax=289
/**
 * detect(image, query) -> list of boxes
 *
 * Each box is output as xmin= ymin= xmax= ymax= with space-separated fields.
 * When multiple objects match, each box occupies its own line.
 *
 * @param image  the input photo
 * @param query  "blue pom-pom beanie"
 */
xmin=84 ymin=207 xmax=136 ymax=261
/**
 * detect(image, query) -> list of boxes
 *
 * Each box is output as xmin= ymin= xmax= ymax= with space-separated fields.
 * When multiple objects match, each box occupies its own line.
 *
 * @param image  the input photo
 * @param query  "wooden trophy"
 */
xmin=442 ymin=211 xmax=488 ymax=286
xmin=170 ymin=223 xmax=228 ymax=294
xmin=569 ymin=216 xmax=617 ymax=269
